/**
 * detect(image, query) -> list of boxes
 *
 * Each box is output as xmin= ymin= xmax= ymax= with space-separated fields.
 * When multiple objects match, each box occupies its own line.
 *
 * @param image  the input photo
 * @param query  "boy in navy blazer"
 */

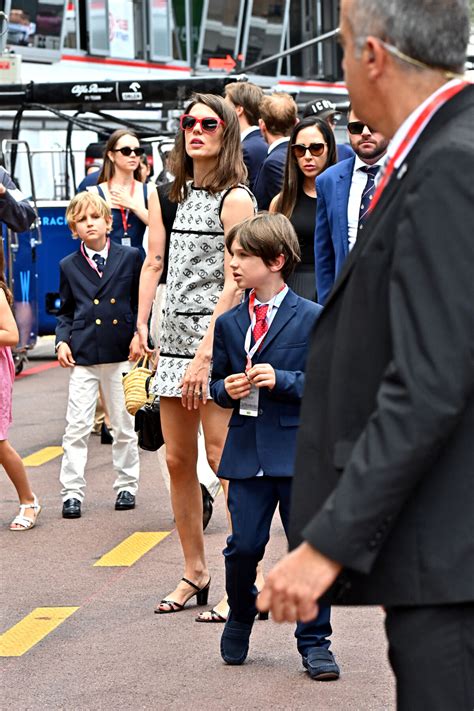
xmin=210 ymin=213 xmax=339 ymax=680
xmin=55 ymin=192 xmax=142 ymax=518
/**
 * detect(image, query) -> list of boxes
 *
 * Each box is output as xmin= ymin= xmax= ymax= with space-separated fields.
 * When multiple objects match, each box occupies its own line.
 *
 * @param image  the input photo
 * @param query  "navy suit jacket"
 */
xmin=253 ymin=140 xmax=289 ymax=211
xmin=242 ymin=129 xmax=268 ymax=193
xmin=210 ymin=289 xmax=321 ymax=479
xmin=314 ymin=156 xmax=355 ymax=304
xmin=76 ymin=171 xmax=99 ymax=194
xmin=55 ymin=240 xmax=142 ymax=365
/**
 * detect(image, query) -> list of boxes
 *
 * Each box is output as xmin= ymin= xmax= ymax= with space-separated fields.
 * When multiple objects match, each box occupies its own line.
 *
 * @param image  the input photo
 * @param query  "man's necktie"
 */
xmin=92 ymin=254 xmax=106 ymax=274
xmin=358 ymin=165 xmax=380 ymax=232
xmin=253 ymin=304 xmax=269 ymax=345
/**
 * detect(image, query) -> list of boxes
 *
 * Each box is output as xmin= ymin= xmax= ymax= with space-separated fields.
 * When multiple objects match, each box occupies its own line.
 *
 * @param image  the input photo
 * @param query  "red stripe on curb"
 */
xmin=16 ymin=362 xmax=60 ymax=379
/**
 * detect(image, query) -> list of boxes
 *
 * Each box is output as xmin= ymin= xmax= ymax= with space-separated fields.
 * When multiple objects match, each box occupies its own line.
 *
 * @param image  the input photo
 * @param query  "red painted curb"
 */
xmin=16 ymin=361 xmax=61 ymax=379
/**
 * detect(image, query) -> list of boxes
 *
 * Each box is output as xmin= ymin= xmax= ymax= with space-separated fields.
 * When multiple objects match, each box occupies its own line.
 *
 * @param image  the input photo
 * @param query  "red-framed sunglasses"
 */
xmin=179 ymin=114 xmax=225 ymax=133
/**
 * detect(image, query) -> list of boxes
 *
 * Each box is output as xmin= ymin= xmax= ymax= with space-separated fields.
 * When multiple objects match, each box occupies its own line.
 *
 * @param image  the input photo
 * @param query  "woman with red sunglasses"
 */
xmin=137 ymin=93 xmax=255 ymax=616
xmin=270 ymin=117 xmax=337 ymax=301
xmin=89 ymin=129 xmax=152 ymax=260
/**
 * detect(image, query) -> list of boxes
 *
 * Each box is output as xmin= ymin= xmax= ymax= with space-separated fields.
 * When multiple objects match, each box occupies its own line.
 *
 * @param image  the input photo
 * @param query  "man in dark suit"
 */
xmin=253 ymin=93 xmax=297 ymax=210
xmin=258 ymin=0 xmax=474 ymax=708
xmin=314 ymin=108 xmax=388 ymax=303
xmin=224 ymin=82 xmax=268 ymax=193
xmin=0 ymin=166 xmax=36 ymax=232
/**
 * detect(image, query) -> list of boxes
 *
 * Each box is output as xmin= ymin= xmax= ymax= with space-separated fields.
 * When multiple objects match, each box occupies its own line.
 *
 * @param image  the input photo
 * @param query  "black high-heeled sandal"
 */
xmin=155 ymin=577 xmax=211 ymax=614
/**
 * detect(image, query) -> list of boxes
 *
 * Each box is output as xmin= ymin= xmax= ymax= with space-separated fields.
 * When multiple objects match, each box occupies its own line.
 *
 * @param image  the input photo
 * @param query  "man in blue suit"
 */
xmin=210 ymin=213 xmax=338 ymax=680
xmin=253 ymin=93 xmax=297 ymax=210
xmin=224 ymin=82 xmax=268 ymax=193
xmin=315 ymin=108 xmax=389 ymax=304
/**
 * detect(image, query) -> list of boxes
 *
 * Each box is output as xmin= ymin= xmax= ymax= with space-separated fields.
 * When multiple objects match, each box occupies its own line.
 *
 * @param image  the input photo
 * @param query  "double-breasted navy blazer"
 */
xmin=241 ymin=129 xmax=269 ymax=193
xmin=55 ymin=240 xmax=142 ymax=365
xmin=252 ymin=141 xmax=289 ymax=211
xmin=314 ymin=156 xmax=355 ymax=304
xmin=210 ymin=289 xmax=321 ymax=479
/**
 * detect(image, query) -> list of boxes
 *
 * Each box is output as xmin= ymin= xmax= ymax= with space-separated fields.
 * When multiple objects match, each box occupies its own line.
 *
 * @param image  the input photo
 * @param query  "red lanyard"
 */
xmin=370 ymin=81 xmax=470 ymax=213
xmin=110 ymin=180 xmax=135 ymax=236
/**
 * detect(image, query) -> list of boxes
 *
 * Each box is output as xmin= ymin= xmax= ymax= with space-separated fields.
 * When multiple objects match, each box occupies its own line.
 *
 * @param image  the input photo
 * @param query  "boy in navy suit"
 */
xmin=56 ymin=192 xmax=142 ymax=519
xmin=210 ymin=213 xmax=339 ymax=680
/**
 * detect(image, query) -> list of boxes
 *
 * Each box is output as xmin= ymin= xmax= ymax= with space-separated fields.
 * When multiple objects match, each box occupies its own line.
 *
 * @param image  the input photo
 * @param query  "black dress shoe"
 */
xmin=302 ymin=648 xmax=340 ymax=681
xmin=200 ymin=484 xmax=214 ymax=531
xmin=100 ymin=423 xmax=113 ymax=445
xmin=115 ymin=491 xmax=135 ymax=510
xmin=62 ymin=498 xmax=81 ymax=519
xmin=220 ymin=620 xmax=253 ymax=665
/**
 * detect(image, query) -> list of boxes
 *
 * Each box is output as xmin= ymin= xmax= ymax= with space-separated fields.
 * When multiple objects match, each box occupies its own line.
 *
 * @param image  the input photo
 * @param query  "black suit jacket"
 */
xmin=55 ymin=240 xmax=142 ymax=365
xmin=241 ymin=129 xmax=269 ymax=193
xmin=253 ymin=141 xmax=289 ymax=210
xmin=289 ymin=84 xmax=474 ymax=607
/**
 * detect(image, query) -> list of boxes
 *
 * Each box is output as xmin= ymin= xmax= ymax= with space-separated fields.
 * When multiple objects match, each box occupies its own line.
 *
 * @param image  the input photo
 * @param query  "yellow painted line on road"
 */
xmin=0 ymin=607 xmax=79 ymax=657
xmin=22 ymin=446 xmax=63 ymax=467
xmin=93 ymin=531 xmax=171 ymax=567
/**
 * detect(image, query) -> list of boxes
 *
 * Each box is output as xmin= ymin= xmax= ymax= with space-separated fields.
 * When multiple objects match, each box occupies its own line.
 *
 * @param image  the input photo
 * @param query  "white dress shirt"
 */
xmin=347 ymin=155 xmax=386 ymax=251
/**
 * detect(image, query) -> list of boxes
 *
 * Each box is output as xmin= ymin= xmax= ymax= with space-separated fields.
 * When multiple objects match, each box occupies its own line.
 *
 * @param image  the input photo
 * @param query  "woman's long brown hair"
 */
xmin=0 ymin=243 xmax=13 ymax=305
xmin=97 ymin=129 xmax=142 ymax=184
xmin=274 ymin=117 xmax=337 ymax=218
xmin=169 ymin=93 xmax=247 ymax=203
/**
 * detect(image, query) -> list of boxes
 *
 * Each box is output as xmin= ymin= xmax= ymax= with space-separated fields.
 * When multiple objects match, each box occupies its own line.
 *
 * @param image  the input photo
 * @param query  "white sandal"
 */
xmin=9 ymin=494 xmax=42 ymax=531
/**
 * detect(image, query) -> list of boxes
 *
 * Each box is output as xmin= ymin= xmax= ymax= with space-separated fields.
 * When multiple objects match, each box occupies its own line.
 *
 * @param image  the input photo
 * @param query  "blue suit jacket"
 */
xmin=55 ymin=240 xmax=142 ymax=365
xmin=253 ymin=141 xmax=288 ymax=210
xmin=337 ymin=143 xmax=354 ymax=162
xmin=242 ymin=129 xmax=268 ymax=193
xmin=314 ymin=156 xmax=355 ymax=304
xmin=210 ymin=289 xmax=322 ymax=479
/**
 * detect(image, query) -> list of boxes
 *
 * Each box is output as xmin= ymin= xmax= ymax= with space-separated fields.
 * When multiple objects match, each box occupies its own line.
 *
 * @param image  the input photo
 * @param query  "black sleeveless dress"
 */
xmin=288 ymin=190 xmax=318 ymax=302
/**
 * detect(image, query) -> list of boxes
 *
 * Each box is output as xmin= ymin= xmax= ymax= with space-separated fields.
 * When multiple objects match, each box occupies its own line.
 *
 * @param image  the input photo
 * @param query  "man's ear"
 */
xmin=235 ymin=104 xmax=244 ymax=118
xmin=363 ymin=36 xmax=386 ymax=80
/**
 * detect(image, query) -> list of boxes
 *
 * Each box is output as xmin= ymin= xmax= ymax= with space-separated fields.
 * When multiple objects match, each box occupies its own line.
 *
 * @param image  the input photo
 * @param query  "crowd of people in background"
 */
xmin=2 ymin=0 xmax=473 ymax=703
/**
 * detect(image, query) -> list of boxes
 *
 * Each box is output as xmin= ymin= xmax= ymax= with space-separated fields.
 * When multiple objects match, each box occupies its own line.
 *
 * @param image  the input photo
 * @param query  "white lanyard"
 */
xmin=244 ymin=286 xmax=286 ymax=369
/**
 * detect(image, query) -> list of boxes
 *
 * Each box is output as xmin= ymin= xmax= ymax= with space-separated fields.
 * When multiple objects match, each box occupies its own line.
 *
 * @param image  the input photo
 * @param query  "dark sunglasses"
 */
xmin=180 ymin=114 xmax=225 ymax=133
xmin=112 ymin=146 xmax=145 ymax=157
xmin=292 ymin=142 xmax=326 ymax=158
xmin=347 ymin=121 xmax=376 ymax=135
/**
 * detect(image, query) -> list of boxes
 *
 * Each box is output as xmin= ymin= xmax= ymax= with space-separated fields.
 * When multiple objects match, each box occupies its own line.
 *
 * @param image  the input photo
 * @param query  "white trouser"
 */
xmin=60 ymin=362 xmax=139 ymax=502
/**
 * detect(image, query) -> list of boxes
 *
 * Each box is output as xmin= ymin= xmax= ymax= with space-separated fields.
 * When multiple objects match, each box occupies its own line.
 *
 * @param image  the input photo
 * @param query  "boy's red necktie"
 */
xmin=253 ymin=304 xmax=269 ymax=345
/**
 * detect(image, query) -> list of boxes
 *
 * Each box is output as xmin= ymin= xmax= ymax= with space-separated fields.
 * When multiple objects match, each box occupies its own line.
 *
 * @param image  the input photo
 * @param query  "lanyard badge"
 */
xmin=239 ymin=286 xmax=286 ymax=417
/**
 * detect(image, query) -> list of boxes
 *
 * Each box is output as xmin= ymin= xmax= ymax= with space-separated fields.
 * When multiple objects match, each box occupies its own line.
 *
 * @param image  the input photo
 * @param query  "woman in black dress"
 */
xmin=270 ymin=117 xmax=336 ymax=301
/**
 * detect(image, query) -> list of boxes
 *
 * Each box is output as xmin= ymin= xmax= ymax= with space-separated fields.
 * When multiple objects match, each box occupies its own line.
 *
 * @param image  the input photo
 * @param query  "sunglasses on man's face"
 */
xmin=347 ymin=121 xmax=376 ymax=135
xmin=292 ymin=142 xmax=326 ymax=158
xmin=112 ymin=146 xmax=145 ymax=157
xmin=180 ymin=114 xmax=225 ymax=133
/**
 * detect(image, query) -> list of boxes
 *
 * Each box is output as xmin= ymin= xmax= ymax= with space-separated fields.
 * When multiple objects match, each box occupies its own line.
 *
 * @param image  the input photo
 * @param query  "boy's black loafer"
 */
xmin=62 ymin=498 xmax=81 ymax=519
xmin=302 ymin=648 xmax=340 ymax=681
xmin=115 ymin=491 xmax=135 ymax=510
xmin=220 ymin=620 xmax=253 ymax=665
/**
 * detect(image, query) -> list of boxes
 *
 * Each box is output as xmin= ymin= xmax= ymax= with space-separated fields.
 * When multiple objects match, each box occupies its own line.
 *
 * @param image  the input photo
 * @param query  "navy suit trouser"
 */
xmin=224 ymin=476 xmax=332 ymax=656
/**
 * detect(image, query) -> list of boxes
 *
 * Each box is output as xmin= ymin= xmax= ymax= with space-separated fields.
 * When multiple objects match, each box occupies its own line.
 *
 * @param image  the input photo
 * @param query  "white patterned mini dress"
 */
xmin=153 ymin=182 xmax=255 ymax=398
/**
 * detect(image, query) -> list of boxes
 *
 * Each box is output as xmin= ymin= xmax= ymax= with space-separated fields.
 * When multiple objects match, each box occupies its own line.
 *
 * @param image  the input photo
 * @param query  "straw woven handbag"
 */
xmin=122 ymin=355 xmax=154 ymax=415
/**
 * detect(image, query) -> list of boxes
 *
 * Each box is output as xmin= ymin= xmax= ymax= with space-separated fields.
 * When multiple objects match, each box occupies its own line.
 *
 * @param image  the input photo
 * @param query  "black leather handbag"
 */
xmin=134 ymin=398 xmax=164 ymax=452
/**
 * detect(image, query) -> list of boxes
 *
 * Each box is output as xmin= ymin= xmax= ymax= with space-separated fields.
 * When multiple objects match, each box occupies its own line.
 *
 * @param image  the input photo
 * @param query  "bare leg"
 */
xmin=157 ymin=397 xmax=209 ymax=610
xmin=196 ymin=403 xmax=233 ymax=620
xmin=0 ymin=440 xmax=38 ymax=528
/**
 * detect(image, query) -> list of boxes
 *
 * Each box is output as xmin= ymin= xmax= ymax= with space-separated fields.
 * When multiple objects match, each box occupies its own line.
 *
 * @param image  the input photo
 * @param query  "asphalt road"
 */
xmin=0 ymin=341 xmax=396 ymax=710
